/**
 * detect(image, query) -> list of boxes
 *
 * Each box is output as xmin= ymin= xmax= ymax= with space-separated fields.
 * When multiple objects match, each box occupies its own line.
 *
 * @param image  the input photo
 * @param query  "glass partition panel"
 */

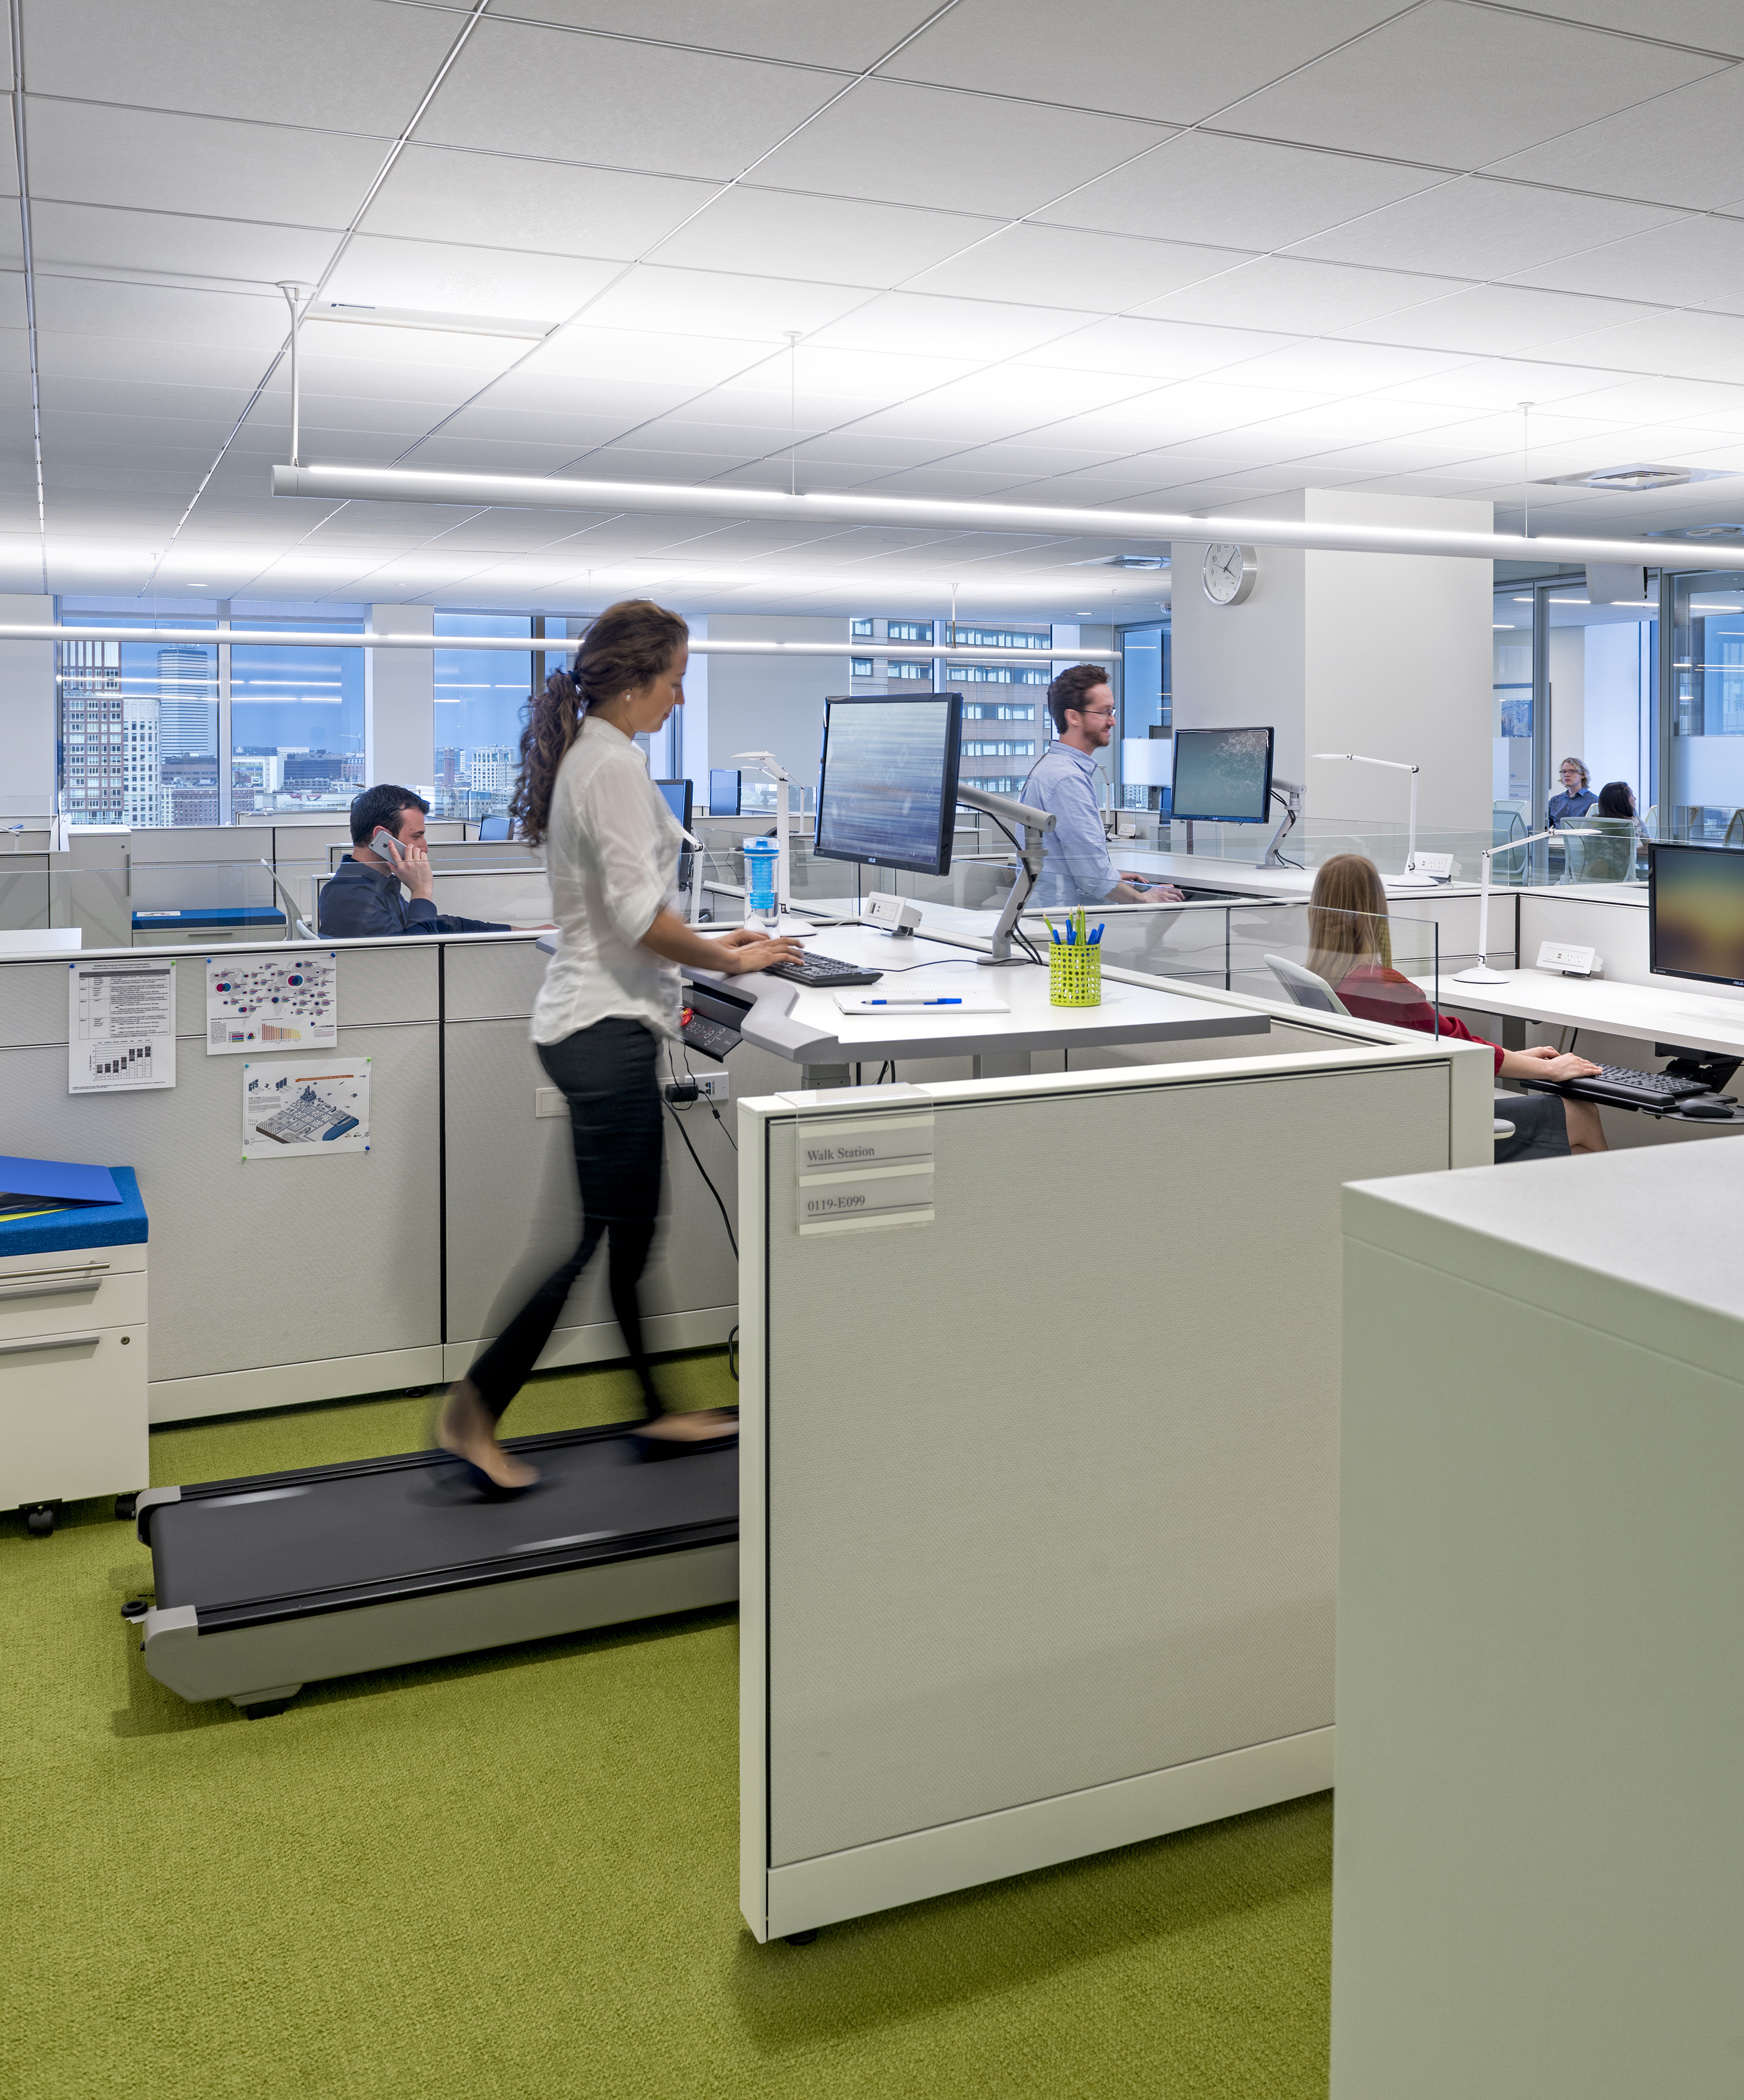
xmin=1668 ymin=574 xmax=1744 ymax=842
xmin=59 ymin=616 xmax=218 ymax=829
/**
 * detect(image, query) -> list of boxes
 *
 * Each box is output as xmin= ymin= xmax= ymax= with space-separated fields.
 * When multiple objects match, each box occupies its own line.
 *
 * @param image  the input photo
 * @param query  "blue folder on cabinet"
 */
xmin=0 ymin=1157 xmax=147 ymax=1257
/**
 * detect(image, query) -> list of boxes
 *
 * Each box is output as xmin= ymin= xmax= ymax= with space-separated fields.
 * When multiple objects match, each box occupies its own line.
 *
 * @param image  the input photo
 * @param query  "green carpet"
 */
xmin=1 ymin=1352 xmax=1332 ymax=2098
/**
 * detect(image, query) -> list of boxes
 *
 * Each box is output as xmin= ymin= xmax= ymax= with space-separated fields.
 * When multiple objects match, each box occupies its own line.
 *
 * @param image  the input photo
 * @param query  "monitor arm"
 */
xmin=1257 ymin=777 xmax=1303 ymax=870
xmin=957 ymin=785 xmax=1056 ymax=964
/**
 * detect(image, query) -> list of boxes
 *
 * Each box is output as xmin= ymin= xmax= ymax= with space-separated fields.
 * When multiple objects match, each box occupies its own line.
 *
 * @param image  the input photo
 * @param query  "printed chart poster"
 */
xmin=242 ymin=1059 xmax=370 ymax=1160
xmin=69 ymin=958 xmax=177 ymax=1094
xmin=208 ymin=952 xmax=338 ymax=1055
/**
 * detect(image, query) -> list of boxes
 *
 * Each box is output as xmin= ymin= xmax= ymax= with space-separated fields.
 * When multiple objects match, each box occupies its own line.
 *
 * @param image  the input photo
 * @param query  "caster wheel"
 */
xmin=784 ymin=1930 xmax=818 ymax=1946
xmin=115 ymin=1493 xmax=138 ymax=1522
xmin=242 ymin=1699 xmax=291 ymax=1720
xmin=25 ymin=1507 xmax=55 ymax=1537
xmin=120 ymin=1599 xmax=150 ymax=1621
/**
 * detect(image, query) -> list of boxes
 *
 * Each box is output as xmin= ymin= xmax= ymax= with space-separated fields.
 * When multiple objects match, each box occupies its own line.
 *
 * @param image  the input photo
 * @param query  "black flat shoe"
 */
xmin=439 ymin=1453 xmax=542 ymax=1499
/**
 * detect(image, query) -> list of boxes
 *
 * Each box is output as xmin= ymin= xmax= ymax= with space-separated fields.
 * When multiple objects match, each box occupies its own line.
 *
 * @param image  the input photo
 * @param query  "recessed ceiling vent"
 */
xmin=1648 ymin=522 xmax=1744 ymax=540
xmin=1537 ymin=464 xmax=1735 ymax=492
xmin=1069 ymin=553 xmax=1170 ymax=568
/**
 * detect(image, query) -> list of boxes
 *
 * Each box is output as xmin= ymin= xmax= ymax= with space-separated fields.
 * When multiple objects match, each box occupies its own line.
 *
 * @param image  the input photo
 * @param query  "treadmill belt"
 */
xmin=148 ymin=1427 xmax=736 ymax=1630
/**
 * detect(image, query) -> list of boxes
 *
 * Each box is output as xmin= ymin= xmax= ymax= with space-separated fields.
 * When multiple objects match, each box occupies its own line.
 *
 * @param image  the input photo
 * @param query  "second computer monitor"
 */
xmin=707 ymin=767 xmax=739 ymax=816
xmin=655 ymin=778 xmax=693 ymax=831
xmin=814 ymin=694 xmax=963 ymax=876
xmin=1168 ymin=726 xmax=1275 ymax=824
xmin=1650 ymin=841 xmax=1744 ymax=988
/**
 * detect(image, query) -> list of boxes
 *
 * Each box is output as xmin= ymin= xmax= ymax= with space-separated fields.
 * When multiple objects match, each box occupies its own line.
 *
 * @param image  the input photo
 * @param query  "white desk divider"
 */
xmin=739 ymin=1039 xmax=1484 ymax=1942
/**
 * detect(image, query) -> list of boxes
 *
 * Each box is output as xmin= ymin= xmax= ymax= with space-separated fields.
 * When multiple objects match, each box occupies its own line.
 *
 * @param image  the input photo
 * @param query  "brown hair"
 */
xmin=1047 ymin=662 xmax=1111 ymax=737
xmin=1559 ymin=755 xmax=1590 ymax=790
xmin=1306 ymin=853 xmax=1392 ymax=987
xmin=510 ymin=598 xmax=689 ymax=845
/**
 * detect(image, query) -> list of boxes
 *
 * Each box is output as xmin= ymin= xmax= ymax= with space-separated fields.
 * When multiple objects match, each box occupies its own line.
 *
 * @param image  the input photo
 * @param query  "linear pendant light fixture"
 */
xmin=269 ymin=462 xmax=1744 ymax=572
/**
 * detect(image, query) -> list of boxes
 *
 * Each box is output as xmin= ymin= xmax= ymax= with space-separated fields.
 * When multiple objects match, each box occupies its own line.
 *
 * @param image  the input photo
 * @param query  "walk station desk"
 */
xmin=1334 ymin=1143 xmax=1744 ymax=2100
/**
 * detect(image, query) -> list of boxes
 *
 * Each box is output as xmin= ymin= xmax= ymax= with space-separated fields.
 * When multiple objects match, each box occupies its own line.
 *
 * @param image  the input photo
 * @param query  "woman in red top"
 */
xmin=1306 ymin=854 xmax=1608 ymax=1159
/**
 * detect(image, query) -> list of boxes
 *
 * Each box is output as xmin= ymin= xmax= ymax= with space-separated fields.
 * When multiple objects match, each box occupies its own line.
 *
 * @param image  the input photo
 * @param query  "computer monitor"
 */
xmin=477 ymin=815 xmax=511 ymax=842
xmin=707 ymin=768 xmax=739 ymax=816
xmin=655 ymin=778 xmax=693 ymax=831
xmin=1168 ymin=726 xmax=1275 ymax=824
xmin=813 ymin=694 xmax=963 ymax=876
xmin=1649 ymin=842 xmax=1744 ymax=988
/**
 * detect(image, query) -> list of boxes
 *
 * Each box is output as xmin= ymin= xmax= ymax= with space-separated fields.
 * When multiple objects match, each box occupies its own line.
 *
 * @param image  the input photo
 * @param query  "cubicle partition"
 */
xmin=739 ymin=1025 xmax=1496 ymax=1941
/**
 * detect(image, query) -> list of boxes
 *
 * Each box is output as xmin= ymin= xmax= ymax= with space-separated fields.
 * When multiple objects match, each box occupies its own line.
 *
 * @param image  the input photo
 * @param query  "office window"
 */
xmin=887 ymin=620 xmax=932 ymax=643
xmin=1667 ymin=573 xmax=1744 ymax=838
xmin=231 ymin=617 xmax=365 ymax=818
xmin=886 ymin=659 xmax=928 ymax=681
xmin=59 ymin=608 xmax=219 ymax=828
xmin=951 ymin=664 xmax=1015 ymax=684
xmin=961 ymin=740 xmax=1035 ymax=758
xmin=963 ymin=701 xmax=1034 ymax=720
xmin=1016 ymin=667 xmax=1050 ymax=685
xmin=948 ymin=625 xmax=1050 ymax=650
xmin=851 ymin=657 xmax=875 ymax=677
xmin=434 ymin=613 xmax=533 ymax=820
xmin=850 ymin=618 xmax=874 ymax=639
xmin=964 ymin=775 xmax=1024 ymax=794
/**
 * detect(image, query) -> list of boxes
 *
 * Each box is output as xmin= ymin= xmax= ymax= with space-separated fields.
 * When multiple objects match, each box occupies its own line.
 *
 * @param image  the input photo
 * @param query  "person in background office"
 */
xmin=1306 ymin=853 xmax=1609 ymax=1162
xmin=319 ymin=785 xmax=511 ymax=938
xmin=1547 ymin=756 xmax=1597 ymax=828
xmin=435 ymin=599 xmax=802 ymax=1493
xmin=1022 ymin=664 xmax=1186 ymax=907
xmin=1596 ymin=780 xmax=1645 ymax=832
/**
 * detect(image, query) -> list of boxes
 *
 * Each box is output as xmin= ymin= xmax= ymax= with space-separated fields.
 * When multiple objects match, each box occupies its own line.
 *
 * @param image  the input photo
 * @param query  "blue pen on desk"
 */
xmin=865 ymin=996 xmax=963 ymax=1005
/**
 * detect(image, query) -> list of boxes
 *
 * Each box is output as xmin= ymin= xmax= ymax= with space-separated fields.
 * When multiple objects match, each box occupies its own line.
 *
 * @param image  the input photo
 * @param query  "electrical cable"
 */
xmin=665 ymin=1095 xmax=736 ymax=1260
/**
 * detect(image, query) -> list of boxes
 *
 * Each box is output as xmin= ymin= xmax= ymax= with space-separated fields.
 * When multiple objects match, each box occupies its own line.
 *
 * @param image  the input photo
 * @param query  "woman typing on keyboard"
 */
xmin=434 ymin=600 xmax=802 ymax=1493
xmin=1306 ymin=855 xmax=1608 ymax=1163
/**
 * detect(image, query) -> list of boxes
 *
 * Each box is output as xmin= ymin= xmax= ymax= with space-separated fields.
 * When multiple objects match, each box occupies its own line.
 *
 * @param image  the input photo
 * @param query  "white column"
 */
xmin=679 ymin=611 xmax=709 ymax=788
xmin=1172 ymin=492 xmax=1494 ymax=835
xmin=0 ymin=593 xmax=56 ymax=817
xmin=364 ymin=603 xmax=434 ymax=793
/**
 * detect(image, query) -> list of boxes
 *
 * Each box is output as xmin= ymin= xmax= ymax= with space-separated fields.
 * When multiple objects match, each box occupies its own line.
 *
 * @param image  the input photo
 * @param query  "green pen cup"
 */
xmin=1049 ymin=940 xmax=1101 ymax=1007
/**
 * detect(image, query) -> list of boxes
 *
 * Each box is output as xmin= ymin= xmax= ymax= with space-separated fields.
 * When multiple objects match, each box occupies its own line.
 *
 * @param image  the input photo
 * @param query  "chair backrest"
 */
xmin=1493 ymin=798 xmax=1529 ymax=847
xmin=1570 ymin=816 xmax=1636 ymax=883
xmin=1264 ymin=954 xmax=1351 ymax=1016
xmin=477 ymin=815 xmax=511 ymax=841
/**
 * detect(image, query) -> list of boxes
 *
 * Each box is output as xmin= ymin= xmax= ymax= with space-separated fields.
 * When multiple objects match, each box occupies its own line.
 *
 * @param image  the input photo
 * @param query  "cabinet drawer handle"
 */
xmin=0 ymin=1272 xmax=109 ymax=1300
xmin=0 ymin=1331 xmax=102 ymax=1356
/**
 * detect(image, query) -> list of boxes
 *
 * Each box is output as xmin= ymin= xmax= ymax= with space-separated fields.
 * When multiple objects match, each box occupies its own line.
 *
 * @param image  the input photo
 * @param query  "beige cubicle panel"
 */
xmin=738 ymin=1031 xmax=1492 ymax=1943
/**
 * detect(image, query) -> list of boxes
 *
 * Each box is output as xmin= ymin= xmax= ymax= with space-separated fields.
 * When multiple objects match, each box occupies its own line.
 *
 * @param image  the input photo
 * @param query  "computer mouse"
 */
xmin=1681 ymin=1100 xmax=1734 ymax=1119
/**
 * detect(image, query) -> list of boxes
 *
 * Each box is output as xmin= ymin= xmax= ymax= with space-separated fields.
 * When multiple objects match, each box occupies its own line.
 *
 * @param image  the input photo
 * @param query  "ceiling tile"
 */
xmin=1489 ymin=64 xmax=1744 ymax=207
xmin=1375 ymin=357 xmax=1653 ymax=409
xmin=572 ymin=264 xmax=873 ymax=340
xmin=26 ymin=102 xmax=383 ymax=225
xmin=37 ymin=333 xmax=270 ymax=390
xmin=1515 ymin=4 xmax=1744 ymax=58
xmin=35 ymin=276 xmax=283 ymax=350
xmin=889 ymin=0 xmax=1401 ymax=127
xmin=1138 ymin=257 xmax=1461 ymax=332
xmin=1344 ymin=282 xmax=1659 ymax=353
xmin=807 ymin=291 xmax=1095 ymax=360
xmin=1038 ymin=378 xmax=1329 ymax=449
xmin=1224 ymin=0 xmax=1724 ymax=166
xmin=320 ymin=235 xmax=621 ymax=322
xmin=518 ymin=328 xmax=771 ymax=388
xmin=418 ymin=21 xmax=840 ymax=179
xmin=905 ymin=225 xmax=1247 ymax=310
xmin=25 ymin=0 xmax=457 ymax=130
xmin=1040 ymin=133 xmax=1443 ymax=253
xmin=1562 ymin=310 xmax=1744 ymax=374
xmin=749 ymin=78 xmax=1167 ymax=218
xmin=28 ymin=201 xmax=333 ymax=286
xmin=1290 ymin=175 xmax=1688 ymax=278
xmin=1216 ymin=339 xmax=1466 ymax=391
xmin=1549 ymin=375 xmax=1744 ymax=424
xmin=361 ymin=148 xmax=713 ymax=260
xmin=501 ymin=1 xmax=938 ymax=68
xmin=1013 ymin=315 xmax=1287 ymax=381
xmin=654 ymin=188 xmax=994 ymax=285
xmin=1511 ymin=216 xmax=1744 ymax=311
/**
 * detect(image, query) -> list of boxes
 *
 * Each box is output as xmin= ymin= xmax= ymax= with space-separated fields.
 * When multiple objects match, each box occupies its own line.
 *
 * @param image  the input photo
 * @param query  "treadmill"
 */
xmin=132 ymin=1423 xmax=737 ymax=1715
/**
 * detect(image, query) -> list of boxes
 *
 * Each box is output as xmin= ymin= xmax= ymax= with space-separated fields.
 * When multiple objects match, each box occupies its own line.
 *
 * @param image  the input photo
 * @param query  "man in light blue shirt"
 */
xmin=1022 ymin=665 xmax=1185 ymax=909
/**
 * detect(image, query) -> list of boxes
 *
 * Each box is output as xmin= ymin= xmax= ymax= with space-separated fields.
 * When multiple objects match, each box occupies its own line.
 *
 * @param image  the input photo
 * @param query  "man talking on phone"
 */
xmin=318 ymin=785 xmax=511 ymax=939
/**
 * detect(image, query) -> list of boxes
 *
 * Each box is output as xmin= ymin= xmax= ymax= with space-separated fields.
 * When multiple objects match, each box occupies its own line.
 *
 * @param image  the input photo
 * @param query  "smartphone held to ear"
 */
xmin=370 ymin=827 xmax=405 ymax=865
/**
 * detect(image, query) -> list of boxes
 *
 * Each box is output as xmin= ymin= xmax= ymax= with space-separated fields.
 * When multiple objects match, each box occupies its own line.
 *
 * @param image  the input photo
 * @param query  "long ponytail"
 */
xmin=510 ymin=598 xmax=688 ymax=845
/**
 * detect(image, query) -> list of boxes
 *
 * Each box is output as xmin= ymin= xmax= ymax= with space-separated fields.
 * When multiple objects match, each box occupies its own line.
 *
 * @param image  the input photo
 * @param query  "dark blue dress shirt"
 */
xmin=317 ymin=855 xmax=508 ymax=939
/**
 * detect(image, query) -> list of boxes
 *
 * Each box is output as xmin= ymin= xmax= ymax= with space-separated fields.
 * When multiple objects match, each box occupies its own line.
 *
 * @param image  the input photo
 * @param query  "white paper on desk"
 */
xmin=832 ymin=993 xmax=1008 ymax=1015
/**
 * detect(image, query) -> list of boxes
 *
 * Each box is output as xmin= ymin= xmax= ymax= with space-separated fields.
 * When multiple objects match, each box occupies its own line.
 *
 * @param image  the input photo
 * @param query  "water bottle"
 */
xmin=743 ymin=837 xmax=779 ymax=921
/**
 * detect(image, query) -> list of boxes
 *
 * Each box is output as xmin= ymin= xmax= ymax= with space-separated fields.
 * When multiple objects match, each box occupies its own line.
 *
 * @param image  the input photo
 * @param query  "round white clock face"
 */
xmin=1202 ymin=542 xmax=1255 ymax=605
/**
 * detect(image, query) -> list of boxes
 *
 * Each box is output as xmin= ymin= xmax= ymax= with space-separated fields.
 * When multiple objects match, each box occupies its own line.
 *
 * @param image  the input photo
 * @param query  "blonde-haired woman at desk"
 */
xmin=1306 ymin=854 xmax=1608 ymax=1162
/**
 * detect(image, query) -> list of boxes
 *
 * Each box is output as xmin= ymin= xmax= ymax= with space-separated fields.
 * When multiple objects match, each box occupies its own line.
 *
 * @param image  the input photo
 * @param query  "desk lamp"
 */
xmin=727 ymin=750 xmax=797 ymax=918
xmin=1312 ymin=752 xmax=1437 ymax=886
xmin=1453 ymin=828 xmax=1595 ymax=985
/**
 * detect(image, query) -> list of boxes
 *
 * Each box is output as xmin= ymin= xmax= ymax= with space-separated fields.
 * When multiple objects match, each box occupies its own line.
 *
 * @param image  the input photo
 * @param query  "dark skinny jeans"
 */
xmin=466 ymin=1017 xmax=664 ymax=1423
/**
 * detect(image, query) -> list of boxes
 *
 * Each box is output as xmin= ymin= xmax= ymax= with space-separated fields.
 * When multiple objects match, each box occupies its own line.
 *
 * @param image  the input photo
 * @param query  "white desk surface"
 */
xmin=0 ymin=926 xmax=80 ymax=955
xmin=1450 ymin=966 xmax=1744 ymax=1057
xmin=1109 ymin=847 xmax=1481 ymax=903
xmin=685 ymin=918 xmax=1270 ymax=1066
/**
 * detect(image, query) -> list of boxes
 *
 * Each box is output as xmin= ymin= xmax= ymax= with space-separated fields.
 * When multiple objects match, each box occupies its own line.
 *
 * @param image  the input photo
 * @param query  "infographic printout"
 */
xmin=207 ymin=952 xmax=338 ymax=1055
xmin=242 ymin=1059 xmax=371 ymax=1160
xmin=68 ymin=958 xmax=177 ymax=1094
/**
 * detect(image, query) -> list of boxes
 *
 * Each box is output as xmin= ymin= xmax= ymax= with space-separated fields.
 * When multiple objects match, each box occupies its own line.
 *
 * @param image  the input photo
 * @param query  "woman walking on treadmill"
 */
xmin=436 ymin=599 xmax=801 ymax=1491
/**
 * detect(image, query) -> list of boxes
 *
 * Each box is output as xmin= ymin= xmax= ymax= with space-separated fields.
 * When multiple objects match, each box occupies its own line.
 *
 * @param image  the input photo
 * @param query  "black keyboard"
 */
xmin=1539 ymin=1064 xmax=1717 ymax=1110
xmin=763 ymin=951 xmax=883 ymax=988
xmin=680 ymin=1013 xmax=740 ymax=1062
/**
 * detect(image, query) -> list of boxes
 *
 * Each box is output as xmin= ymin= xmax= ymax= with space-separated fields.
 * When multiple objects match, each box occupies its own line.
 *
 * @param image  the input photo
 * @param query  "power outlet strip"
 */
xmin=691 ymin=1070 xmax=730 ymax=1102
xmin=1537 ymin=939 xmax=1601 ymax=977
xmin=535 ymin=1086 xmax=566 ymax=1118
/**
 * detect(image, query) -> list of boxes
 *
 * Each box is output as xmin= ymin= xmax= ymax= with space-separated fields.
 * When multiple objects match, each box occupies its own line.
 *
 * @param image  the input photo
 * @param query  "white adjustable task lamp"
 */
xmin=1311 ymin=752 xmax=1443 ymax=888
xmin=1453 ymin=828 xmax=1595 ymax=985
xmin=727 ymin=750 xmax=797 ymax=917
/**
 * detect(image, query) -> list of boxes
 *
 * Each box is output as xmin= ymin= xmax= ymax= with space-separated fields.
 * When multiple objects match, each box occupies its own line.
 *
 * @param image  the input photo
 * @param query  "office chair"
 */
xmin=1264 ymin=954 xmax=1351 ymax=1015
xmin=1266 ymin=952 xmax=1514 ymax=1141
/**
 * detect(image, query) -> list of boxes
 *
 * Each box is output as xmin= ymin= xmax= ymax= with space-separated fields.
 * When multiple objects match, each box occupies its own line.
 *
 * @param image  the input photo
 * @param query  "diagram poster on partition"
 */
xmin=68 ymin=958 xmax=176 ymax=1094
xmin=242 ymin=1059 xmax=370 ymax=1159
xmin=207 ymin=952 xmax=337 ymax=1055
